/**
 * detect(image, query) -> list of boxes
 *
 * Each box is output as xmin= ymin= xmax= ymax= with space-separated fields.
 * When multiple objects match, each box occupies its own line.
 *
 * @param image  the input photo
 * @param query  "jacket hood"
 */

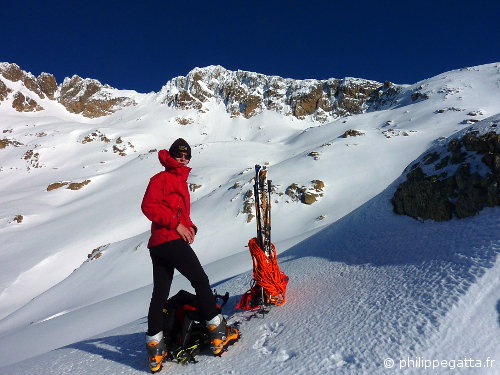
xmin=158 ymin=149 xmax=192 ymax=173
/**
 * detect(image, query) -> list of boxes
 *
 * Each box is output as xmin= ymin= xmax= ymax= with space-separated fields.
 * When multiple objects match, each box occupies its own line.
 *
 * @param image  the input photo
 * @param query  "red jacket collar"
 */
xmin=158 ymin=149 xmax=191 ymax=178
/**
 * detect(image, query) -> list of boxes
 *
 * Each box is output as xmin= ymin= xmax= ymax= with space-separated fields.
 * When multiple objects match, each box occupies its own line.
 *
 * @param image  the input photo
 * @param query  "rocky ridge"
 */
xmin=158 ymin=65 xmax=406 ymax=122
xmin=0 ymin=62 xmax=420 ymax=121
xmin=0 ymin=63 xmax=136 ymax=117
xmin=392 ymin=114 xmax=500 ymax=221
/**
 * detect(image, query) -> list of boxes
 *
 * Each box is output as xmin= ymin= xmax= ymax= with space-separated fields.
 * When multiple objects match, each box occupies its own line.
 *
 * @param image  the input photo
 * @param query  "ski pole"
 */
xmin=267 ymin=179 xmax=272 ymax=255
xmin=254 ymin=165 xmax=263 ymax=248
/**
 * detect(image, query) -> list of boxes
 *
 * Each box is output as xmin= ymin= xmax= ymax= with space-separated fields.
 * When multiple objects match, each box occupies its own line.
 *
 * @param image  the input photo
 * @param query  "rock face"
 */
xmin=0 ymin=63 xmax=136 ymax=118
xmin=58 ymin=75 xmax=136 ymax=117
xmin=0 ymin=63 xmax=46 ymax=111
xmin=0 ymin=80 xmax=12 ymax=101
xmin=37 ymin=73 xmax=58 ymax=99
xmin=158 ymin=66 xmax=395 ymax=122
xmin=392 ymin=117 xmax=500 ymax=221
xmin=12 ymin=92 xmax=44 ymax=112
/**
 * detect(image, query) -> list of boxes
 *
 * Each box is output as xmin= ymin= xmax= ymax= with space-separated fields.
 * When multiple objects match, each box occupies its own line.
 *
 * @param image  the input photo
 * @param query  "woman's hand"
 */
xmin=176 ymin=223 xmax=196 ymax=244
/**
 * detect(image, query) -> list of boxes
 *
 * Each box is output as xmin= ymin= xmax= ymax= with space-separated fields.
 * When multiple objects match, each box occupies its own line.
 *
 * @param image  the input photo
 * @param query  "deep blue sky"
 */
xmin=3 ymin=1 xmax=499 ymax=93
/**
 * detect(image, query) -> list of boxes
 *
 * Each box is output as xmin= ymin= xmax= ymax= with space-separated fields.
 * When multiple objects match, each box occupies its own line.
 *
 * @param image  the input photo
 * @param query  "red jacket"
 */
xmin=141 ymin=149 xmax=197 ymax=248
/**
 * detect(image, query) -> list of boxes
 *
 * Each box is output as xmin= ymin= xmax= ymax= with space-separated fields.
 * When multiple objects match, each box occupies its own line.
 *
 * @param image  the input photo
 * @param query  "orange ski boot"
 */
xmin=146 ymin=331 xmax=168 ymax=373
xmin=206 ymin=314 xmax=240 ymax=356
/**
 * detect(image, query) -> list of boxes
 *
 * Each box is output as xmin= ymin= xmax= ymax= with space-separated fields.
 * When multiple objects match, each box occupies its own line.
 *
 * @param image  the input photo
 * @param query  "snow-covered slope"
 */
xmin=0 ymin=63 xmax=499 ymax=374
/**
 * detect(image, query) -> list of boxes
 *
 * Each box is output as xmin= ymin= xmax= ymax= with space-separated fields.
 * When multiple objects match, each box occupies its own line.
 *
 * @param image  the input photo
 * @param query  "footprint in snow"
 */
xmin=253 ymin=323 xmax=286 ymax=357
xmin=275 ymin=349 xmax=295 ymax=362
xmin=320 ymin=352 xmax=357 ymax=369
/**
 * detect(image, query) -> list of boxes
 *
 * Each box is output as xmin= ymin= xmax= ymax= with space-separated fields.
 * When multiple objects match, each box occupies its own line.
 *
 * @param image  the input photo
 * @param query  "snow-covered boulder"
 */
xmin=392 ymin=114 xmax=500 ymax=221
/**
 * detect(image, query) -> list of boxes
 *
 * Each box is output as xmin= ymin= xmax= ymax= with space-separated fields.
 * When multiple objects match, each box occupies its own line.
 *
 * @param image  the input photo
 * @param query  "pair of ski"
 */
xmin=254 ymin=165 xmax=272 ymax=258
xmin=237 ymin=164 xmax=288 ymax=313
xmin=252 ymin=165 xmax=273 ymax=314
xmin=249 ymin=165 xmax=288 ymax=310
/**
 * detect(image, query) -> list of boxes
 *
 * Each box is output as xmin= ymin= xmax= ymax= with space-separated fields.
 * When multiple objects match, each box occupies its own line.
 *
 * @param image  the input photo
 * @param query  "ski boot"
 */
xmin=146 ymin=331 xmax=168 ymax=373
xmin=206 ymin=314 xmax=240 ymax=356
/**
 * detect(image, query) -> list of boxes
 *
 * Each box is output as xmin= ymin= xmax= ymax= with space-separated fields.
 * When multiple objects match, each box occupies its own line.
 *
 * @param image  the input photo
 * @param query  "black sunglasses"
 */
xmin=172 ymin=151 xmax=191 ymax=160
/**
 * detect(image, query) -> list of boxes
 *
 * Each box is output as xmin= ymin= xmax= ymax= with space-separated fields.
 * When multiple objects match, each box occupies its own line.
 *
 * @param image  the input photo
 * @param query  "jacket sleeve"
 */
xmin=190 ymin=221 xmax=198 ymax=234
xmin=141 ymin=174 xmax=180 ymax=229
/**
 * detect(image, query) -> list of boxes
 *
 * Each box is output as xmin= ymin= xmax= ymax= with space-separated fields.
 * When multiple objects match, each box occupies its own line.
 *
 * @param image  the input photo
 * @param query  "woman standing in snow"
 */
xmin=141 ymin=138 xmax=238 ymax=373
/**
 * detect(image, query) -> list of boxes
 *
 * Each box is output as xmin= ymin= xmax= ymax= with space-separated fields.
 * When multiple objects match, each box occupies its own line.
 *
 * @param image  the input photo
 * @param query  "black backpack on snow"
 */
xmin=162 ymin=290 xmax=228 ymax=364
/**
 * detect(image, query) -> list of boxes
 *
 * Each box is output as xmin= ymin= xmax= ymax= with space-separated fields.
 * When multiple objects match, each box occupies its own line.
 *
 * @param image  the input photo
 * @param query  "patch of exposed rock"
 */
xmin=47 ymin=179 xmax=91 ymax=191
xmin=112 ymin=137 xmax=135 ymax=156
xmin=12 ymin=215 xmax=23 ymax=223
xmin=382 ymin=128 xmax=412 ymax=138
xmin=189 ymin=183 xmax=202 ymax=192
xmin=286 ymin=180 xmax=325 ymax=204
xmin=81 ymin=130 xmax=111 ymax=144
xmin=342 ymin=129 xmax=365 ymax=138
xmin=392 ymin=117 xmax=500 ymax=221
xmin=241 ymin=189 xmax=255 ymax=223
xmin=87 ymin=244 xmax=108 ymax=261
xmin=0 ymin=138 xmax=23 ymax=149
xmin=23 ymin=149 xmax=42 ymax=169
xmin=175 ymin=116 xmax=194 ymax=125
xmin=79 ymin=131 xmax=136 ymax=156
xmin=308 ymin=151 xmax=320 ymax=160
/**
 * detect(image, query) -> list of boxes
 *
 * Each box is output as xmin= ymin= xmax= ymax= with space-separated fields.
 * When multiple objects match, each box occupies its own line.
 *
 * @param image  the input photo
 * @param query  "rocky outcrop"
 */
xmin=366 ymin=81 xmax=402 ymax=110
xmin=37 ymin=73 xmax=58 ymax=99
xmin=189 ymin=183 xmax=202 ymax=192
xmin=0 ymin=63 xmax=137 ymax=118
xmin=87 ymin=244 xmax=108 ymax=260
xmin=0 ymin=138 xmax=23 ymax=148
xmin=342 ymin=129 xmax=365 ymax=138
xmin=0 ymin=63 xmax=46 ymax=111
xmin=12 ymin=92 xmax=44 ymax=112
xmin=392 ymin=117 xmax=500 ymax=221
xmin=23 ymin=149 xmax=42 ymax=169
xmin=58 ymin=75 xmax=136 ymax=117
xmin=0 ymin=80 xmax=12 ymax=101
xmin=47 ymin=179 xmax=91 ymax=191
xmin=0 ymin=63 xmax=49 ymax=100
xmin=286 ymin=180 xmax=325 ymax=204
xmin=159 ymin=66 xmax=389 ymax=122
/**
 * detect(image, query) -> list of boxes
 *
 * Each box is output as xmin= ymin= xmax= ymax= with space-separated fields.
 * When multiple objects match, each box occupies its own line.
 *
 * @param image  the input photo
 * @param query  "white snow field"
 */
xmin=0 ymin=63 xmax=499 ymax=374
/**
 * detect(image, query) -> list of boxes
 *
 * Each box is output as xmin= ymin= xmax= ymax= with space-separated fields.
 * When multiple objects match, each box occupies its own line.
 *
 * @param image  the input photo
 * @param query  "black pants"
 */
xmin=147 ymin=239 xmax=218 ymax=336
